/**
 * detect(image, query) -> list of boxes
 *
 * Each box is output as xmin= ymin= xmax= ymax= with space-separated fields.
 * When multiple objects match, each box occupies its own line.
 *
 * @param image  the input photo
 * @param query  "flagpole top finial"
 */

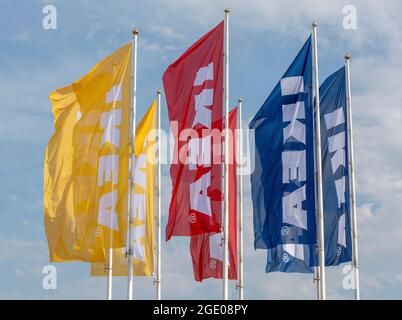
xmin=224 ymin=8 xmax=230 ymax=14
xmin=345 ymin=53 xmax=351 ymax=60
xmin=238 ymin=98 xmax=243 ymax=103
xmin=312 ymin=21 xmax=318 ymax=28
xmin=132 ymin=28 xmax=139 ymax=35
xmin=157 ymin=89 xmax=161 ymax=94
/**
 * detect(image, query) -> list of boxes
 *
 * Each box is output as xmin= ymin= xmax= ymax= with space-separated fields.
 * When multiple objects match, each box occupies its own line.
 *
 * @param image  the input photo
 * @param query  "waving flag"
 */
xmin=91 ymin=100 xmax=157 ymax=276
xmin=249 ymin=37 xmax=317 ymax=273
xmin=163 ymin=22 xmax=224 ymax=240
xmin=44 ymin=44 xmax=132 ymax=262
xmin=320 ymin=67 xmax=352 ymax=266
xmin=190 ymin=108 xmax=238 ymax=281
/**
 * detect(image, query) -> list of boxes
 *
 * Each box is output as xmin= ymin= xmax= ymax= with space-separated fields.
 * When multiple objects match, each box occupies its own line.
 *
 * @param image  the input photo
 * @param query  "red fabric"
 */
xmin=163 ymin=22 xmax=224 ymax=240
xmin=190 ymin=108 xmax=238 ymax=282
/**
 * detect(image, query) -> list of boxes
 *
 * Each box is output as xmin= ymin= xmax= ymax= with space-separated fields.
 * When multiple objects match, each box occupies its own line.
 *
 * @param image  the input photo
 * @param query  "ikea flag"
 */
xmin=320 ymin=66 xmax=352 ymax=266
xmin=249 ymin=37 xmax=317 ymax=273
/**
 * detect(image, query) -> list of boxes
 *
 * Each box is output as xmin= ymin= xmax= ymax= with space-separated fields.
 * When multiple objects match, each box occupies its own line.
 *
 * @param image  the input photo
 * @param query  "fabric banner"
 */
xmin=91 ymin=100 xmax=157 ymax=276
xmin=320 ymin=66 xmax=352 ymax=266
xmin=249 ymin=37 xmax=317 ymax=273
xmin=163 ymin=22 xmax=224 ymax=240
xmin=190 ymin=108 xmax=238 ymax=281
xmin=44 ymin=44 xmax=132 ymax=262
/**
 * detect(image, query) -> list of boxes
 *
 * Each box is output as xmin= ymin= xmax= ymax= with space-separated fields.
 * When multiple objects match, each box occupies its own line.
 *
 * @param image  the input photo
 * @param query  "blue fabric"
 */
xmin=249 ymin=37 xmax=316 ymax=273
xmin=319 ymin=66 xmax=352 ymax=266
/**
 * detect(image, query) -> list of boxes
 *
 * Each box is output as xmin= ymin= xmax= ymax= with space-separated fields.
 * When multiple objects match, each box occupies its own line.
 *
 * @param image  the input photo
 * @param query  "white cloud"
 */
xmin=151 ymin=25 xmax=185 ymax=40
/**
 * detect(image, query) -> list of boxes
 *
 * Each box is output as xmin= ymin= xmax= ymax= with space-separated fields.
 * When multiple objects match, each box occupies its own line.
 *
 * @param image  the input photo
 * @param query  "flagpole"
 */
xmin=312 ymin=78 xmax=321 ymax=300
xmin=237 ymin=98 xmax=244 ymax=300
xmin=344 ymin=53 xmax=360 ymax=300
xmin=155 ymin=89 xmax=162 ymax=300
xmin=106 ymin=247 xmax=113 ymax=300
xmin=223 ymin=8 xmax=230 ymax=301
xmin=311 ymin=21 xmax=326 ymax=300
xmin=127 ymin=28 xmax=139 ymax=301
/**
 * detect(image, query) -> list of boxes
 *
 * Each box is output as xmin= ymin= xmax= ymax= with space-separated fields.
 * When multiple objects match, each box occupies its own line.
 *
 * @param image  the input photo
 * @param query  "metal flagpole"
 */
xmin=107 ymin=248 xmax=113 ymax=300
xmin=237 ymin=98 xmax=244 ymax=300
xmin=311 ymin=81 xmax=322 ymax=300
xmin=155 ymin=89 xmax=162 ymax=300
xmin=311 ymin=21 xmax=326 ymax=300
xmin=344 ymin=53 xmax=360 ymax=300
xmin=223 ymin=8 xmax=230 ymax=301
xmin=127 ymin=28 xmax=139 ymax=301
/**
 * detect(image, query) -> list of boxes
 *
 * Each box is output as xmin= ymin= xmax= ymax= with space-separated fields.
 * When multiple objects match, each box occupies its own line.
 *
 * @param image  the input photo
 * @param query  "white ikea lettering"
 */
xmin=337 ymin=213 xmax=346 ymax=247
xmin=282 ymin=150 xmax=306 ymax=183
xmin=98 ymin=190 xmax=119 ymax=230
xmin=330 ymin=148 xmax=346 ymax=175
xmin=193 ymin=62 xmax=213 ymax=86
xmin=335 ymin=176 xmax=346 ymax=208
xmin=100 ymin=109 xmax=122 ymax=147
xmin=324 ymin=107 xmax=345 ymax=129
xmin=98 ymin=155 xmax=119 ymax=186
xmin=328 ymin=131 xmax=346 ymax=153
xmin=280 ymin=76 xmax=307 ymax=232
xmin=328 ymin=132 xmax=346 ymax=174
xmin=188 ymin=136 xmax=211 ymax=170
xmin=280 ymin=76 xmax=304 ymax=96
xmin=106 ymin=85 xmax=122 ymax=103
xmin=324 ymin=108 xmax=347 ymax=209
xmin=192 ymin=89 xmax=213 ymax=128
xmin=209 ymin=233 xmax=223 ymax=261
xmin=282 ymin=102 xmax=306 ymax=143
xmin=189 ymin=172 xmax=212 ymax=217
xmin=282 ymin=185 xmax=307 ymax=230
xmin=131 ymin=193 xmax=146 ymax=261
xmin=187 ymin=63 xmax=215 ymax=219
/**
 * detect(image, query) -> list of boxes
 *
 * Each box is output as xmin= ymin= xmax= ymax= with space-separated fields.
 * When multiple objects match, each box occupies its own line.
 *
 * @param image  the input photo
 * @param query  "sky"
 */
xmin=0 ymin=0 xmax=401 ymax=299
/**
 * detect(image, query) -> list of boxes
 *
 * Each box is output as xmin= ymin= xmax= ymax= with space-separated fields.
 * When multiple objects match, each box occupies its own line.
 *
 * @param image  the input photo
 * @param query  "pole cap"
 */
xmin=344 ymin=52 xmax=351 ymax=60
xmin=238 ymin=98 xmax=243 ymax=103
xmin=224 ymin=8 xmax=230 ymax=14
xmin=312 ymin=21 xmax=318 ymax=27
xmin=157 ymin=89 xmax=162 ymax=94
xmin=132 ymin=28 xmax=139 ymax=35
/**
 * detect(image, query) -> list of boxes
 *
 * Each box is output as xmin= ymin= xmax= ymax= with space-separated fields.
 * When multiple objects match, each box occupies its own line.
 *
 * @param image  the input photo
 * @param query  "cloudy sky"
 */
xmin=0 ymin=0 xmax=401 ymax=299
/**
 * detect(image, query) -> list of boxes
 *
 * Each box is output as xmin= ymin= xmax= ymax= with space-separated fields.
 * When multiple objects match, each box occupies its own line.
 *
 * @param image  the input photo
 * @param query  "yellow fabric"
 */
xmin=91 ymin=100 xmax=157 ymax=276
xmin=44 ymin=44 xmax=132 ymax=262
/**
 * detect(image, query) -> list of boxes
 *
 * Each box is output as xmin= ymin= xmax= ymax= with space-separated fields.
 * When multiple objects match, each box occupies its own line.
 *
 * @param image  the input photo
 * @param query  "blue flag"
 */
xmin=320 ymin=66 xmax=352 ymax=266
xmin=249 ymin=36 xmax=317 ymax=273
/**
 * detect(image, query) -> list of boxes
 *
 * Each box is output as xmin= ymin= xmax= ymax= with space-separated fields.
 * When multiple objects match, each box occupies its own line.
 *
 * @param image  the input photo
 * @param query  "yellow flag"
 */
xmin=91 ymin=100 xmax=157 ymax=276
xmin=44 ymin=44 xmax=132 ymax=262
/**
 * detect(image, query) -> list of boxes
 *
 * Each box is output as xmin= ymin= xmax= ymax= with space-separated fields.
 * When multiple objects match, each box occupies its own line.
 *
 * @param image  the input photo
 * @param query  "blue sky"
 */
xmin=0 ymin=0 xmax=402 ymax=299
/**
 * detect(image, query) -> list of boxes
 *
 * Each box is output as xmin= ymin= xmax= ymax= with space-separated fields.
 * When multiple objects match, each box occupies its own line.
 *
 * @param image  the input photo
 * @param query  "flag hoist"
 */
xmin=345 ymin=53 xmax=360 ymax=300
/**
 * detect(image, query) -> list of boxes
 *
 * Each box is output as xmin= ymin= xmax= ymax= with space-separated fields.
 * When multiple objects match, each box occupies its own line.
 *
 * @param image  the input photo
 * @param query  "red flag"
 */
xmin=163 ymin=22 xmax=224 ymax=240
xmin=190 ymin=108 xmax=238 ymax=282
